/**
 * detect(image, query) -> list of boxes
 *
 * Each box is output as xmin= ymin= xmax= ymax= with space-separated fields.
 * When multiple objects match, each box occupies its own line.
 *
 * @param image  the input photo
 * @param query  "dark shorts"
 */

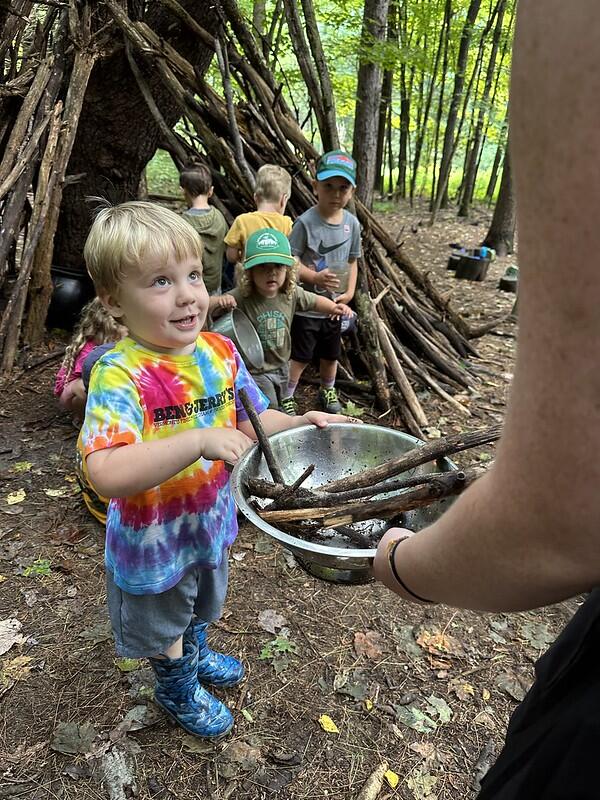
xmin=106 ymin=555 xmax=229 ymax=658
xmin=478 ymin=589 xmax=600 ymax=799
xmin=290 ymin=316 xmax=341 ymax=363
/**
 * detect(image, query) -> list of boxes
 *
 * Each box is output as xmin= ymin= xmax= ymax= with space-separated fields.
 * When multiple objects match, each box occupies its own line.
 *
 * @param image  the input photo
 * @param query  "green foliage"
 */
xmin=341 ymin=400 xmax=366 ymax=418
xmin=23 ymin=558 xmax=52 ymax=577
xmin=146 ymin=149 xmax=180 ymax=197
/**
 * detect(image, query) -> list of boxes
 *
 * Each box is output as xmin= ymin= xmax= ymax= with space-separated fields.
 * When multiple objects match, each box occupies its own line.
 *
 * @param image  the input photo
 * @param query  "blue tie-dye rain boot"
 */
xmin=189 ymin=620 xmax=245 ymax=688
xmin=149 ymin=634 xmax=233 ymax=739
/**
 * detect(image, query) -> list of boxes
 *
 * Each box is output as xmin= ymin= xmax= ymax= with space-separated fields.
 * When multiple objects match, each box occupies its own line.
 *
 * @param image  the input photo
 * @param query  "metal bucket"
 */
xmin=210 ymin=308 xmax=264 ymax=370
xmin=231 ymin=423 xmax=457 ymax=584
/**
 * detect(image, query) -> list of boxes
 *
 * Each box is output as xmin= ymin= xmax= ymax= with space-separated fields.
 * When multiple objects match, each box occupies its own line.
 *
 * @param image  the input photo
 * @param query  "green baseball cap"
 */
xmin=315 ymin=150 xmax=357 ymax=186
xmin=244 ymin=228 xmax=295 ymax=270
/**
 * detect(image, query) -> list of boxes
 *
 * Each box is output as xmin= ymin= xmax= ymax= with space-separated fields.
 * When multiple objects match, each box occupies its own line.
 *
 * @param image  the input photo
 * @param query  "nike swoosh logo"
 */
xmin=317 ymin=238 xmax=350 ymax=255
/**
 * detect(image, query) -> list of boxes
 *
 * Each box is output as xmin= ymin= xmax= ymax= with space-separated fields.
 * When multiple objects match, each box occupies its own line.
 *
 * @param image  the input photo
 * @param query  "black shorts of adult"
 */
xmin=291 ymin=315 xmax=342 ymax=363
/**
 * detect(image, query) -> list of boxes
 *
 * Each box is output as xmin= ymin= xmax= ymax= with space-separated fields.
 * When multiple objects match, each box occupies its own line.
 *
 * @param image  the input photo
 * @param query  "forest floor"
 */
xmin=0 ymin=199 xmax=580 ymax=800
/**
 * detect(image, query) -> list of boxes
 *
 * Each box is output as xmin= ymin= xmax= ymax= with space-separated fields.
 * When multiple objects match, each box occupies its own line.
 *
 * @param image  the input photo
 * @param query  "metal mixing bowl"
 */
xmin=210 ymin=308 xmax=265 ymax=370
xmin=231 ymin=423 xmax=456 ymax=584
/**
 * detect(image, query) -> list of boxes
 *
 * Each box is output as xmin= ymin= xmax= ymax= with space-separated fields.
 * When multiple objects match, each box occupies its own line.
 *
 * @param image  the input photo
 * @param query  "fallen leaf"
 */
xmin=425 ymin=695 xmax=452 ymax=724
xmin=482 ymin=688 xmax=491 ymax=701
xmin=495 ymin=670 xmax=532 ymax=701
xmin=407 ymin=768 xmax=438 ymax=800
xmin=448 ymin=677 xmax=475 ymax=701
xmin=0 ymin=618 xmax=25 ymax=656
xmin=241 ymin=708 xmax=254 ymax=723
xmin=258 ymin=609 xmax=288 ymax=634
xmin=78 ymin=620 xmax=112 ymax=644
xmin=114 ymin=657 xmax=142 ymax=672
xmin=384 ymin=769 xmax=399 ymax=789
xmin=11 ymin=462 xmax=32 ymax=473
xmin=364 ymin=698 xmax=373 ymax=711
xmin=254 ymin=538 xmax=274 ymax=554
xmin=217 ymin=740 xmax=262 ymax=779
xmin=109 ymin=704 xmax=161 ymax=740
xmin=395 ymin=705 xmax=437 ymax=733
xmin=354 ymin=630 xmax=384 ymax=660
xmin=44 ymin=487 xmax=70 ymax=498
xmin=2 ymin=654 xmax=32 ymax=680
xmin=6 ymin=489 xmax=26 ymax=505
xmin=51 ymin=721 xmax=97 ymax=755
xmin=393 ymin=624 xmax=423 ymax=659
xmin=417 ymin=628 xmax=464 ymax=657
xmin=519 ymin=621 xmax=555 ymax=651
xmin=232 ymin=551 xmax=247 ymax=562
xmin=318 ymin=714 xmax=339 ymax=734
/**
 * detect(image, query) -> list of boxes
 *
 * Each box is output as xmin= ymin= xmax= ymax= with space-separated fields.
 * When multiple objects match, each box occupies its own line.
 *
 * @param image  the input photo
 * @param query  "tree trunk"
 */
xmin=376 ymin=0 xmax=397 ymax=194
xmin=53 ymin=2 xmax=220 ymax=272
xmin=458 ymin=0 xmax=506 ymax=217
xmin=299 ymin=0 xmax=340 ymax=151
xmin=352 ymin=0 xmax=390 ymax=210
xmin=482 ymin=138 xmax=515 ymax=255
xmin=485 ymin=120 xmax=507 ymax=203
xmin=410 ymin=0 xmax=449 ymax=204
xmin=430 ymin=0 xmax=482 ymax=224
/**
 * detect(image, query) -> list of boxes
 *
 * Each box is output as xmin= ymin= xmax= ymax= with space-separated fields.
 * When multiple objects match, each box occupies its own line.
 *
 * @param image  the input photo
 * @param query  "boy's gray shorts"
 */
xmin=106 ymin=555 xmax=229 ymax=658
xmin=252 ymin=365 xmax=289 ymax=409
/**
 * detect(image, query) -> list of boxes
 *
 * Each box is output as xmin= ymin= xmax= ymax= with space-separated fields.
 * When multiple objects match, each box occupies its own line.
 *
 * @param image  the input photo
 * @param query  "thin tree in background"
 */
xmin=375 ymin=0 xmax=397 ymax=194
xmin=410 ymin=0 xmax=451 ymax=204
xmin=352 ymin=0 xmax=390 ymax=210
xmin=458 ymin=0 xmax=506 ymax=217
xmin=482 ymin=134 xmax=515 ymax=255
xmin=427 ymin=1 xmax=452 ymax=206
xmin=485 ymin=114 xmax=508 ymax=203
xmin=430 ymin=0 xmax=482 ymax=224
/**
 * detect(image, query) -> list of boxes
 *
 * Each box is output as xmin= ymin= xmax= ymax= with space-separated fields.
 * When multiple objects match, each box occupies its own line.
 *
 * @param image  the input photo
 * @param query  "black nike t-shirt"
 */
xmin=289 ymin=207 xmax=361 ymax=318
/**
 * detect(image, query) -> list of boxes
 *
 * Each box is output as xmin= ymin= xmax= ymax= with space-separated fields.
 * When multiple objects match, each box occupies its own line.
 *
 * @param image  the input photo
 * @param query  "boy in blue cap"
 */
xmin=282 ymin=150 xmax=361 ymax=414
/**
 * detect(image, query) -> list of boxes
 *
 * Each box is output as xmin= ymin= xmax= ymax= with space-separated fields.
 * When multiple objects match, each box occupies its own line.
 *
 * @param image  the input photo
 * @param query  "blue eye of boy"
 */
xmin=153 ymin=276 xmax=169 ymax=287
xmin=189 ymin=270 xmax=202 ymax=281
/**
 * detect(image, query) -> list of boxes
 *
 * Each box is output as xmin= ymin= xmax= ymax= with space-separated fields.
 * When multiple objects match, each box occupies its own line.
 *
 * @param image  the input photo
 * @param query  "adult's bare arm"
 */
xmin=373 ymin=1 xmax=600 ymax=612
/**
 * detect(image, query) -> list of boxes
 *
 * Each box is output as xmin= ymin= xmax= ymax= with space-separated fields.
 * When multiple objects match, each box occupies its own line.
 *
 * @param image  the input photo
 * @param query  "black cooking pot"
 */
xmin=46 ymin=265 xmax=95 ymax=331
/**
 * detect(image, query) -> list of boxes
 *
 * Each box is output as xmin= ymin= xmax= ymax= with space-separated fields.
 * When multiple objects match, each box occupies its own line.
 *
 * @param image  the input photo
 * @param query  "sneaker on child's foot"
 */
xmin=318 ymin=386 xmax=342 ymax=413
xmin=280 ymin=396 xmax=297 ymax=415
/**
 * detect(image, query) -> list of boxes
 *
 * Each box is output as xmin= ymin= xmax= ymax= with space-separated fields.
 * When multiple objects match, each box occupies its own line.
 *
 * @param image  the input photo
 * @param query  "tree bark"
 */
xmin=482 ymin=137 xmax=515 ymax=255
xmin=458 ymin=0 xmax=506 ymax=217
xmin=53 ymin=2 xmax=220 ymax=271
xmin=352 ymin=0 xmax=390 ymax=210
xmin=430 ymin=0 xmax=482 ymax=224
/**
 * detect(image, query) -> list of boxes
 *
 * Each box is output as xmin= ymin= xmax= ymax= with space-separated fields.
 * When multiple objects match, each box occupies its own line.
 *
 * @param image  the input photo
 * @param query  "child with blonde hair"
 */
xmin=224 ymin=164 xmax=292 ymax=264
xmin=54 ymin=297 xmax=125 ymax=418
xmin=80 ymin=202 xmax=353 ymax=740
xmin=212 ymin=228 xmax=352 ymax=409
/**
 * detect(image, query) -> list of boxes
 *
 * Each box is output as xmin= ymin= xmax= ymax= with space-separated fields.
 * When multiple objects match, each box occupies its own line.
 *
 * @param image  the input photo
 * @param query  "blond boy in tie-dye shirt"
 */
xmin=79 ymin=201 xmax=353 ymax=741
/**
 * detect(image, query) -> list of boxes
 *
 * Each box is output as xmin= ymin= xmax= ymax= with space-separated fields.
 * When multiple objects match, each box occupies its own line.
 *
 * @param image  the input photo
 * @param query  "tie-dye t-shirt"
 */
xmin=79 ymin=333 xmax=268 ymax=595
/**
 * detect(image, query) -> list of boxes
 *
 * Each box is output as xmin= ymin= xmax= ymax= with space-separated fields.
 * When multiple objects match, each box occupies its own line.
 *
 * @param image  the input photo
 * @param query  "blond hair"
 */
xmin=59 ymin=297 xmax=124 ymax=382
xmin=84 ymin=200 xmax=203 ymax=294
xmin=238 ymin=260 xmax=298 ymax=300
xmin=255 ymin=165 xmax=292 ymax=204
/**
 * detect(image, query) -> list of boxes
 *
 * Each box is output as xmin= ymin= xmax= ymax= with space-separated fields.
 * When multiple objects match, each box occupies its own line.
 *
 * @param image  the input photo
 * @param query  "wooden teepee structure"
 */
xmin=0 ymin=0 xmax=501 ymax=433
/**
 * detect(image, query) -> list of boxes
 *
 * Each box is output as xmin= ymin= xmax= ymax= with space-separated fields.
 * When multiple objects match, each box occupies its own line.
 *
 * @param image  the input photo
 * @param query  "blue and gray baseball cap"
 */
xmin=315 ymin=150 xmax=357 ymax=186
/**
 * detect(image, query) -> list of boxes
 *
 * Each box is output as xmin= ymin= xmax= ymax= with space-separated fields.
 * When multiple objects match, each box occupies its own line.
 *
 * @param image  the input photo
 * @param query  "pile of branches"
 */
xmin=0 ymin=1 xmax=504 ymax=434
xmin=0 ymin=3 xmax=99 ymax=373
xmin=240 ymin=389 xmax=501 ymax=549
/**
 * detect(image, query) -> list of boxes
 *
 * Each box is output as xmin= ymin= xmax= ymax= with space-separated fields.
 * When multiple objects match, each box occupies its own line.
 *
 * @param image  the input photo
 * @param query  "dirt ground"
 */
xmin=0 ymin=199 xmax=579 ymax=800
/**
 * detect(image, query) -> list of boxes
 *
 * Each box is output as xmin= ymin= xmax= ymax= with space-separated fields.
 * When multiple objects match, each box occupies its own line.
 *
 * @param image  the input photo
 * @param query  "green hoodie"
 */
xmin=181 ymin=207 xmax=229 ymax=294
